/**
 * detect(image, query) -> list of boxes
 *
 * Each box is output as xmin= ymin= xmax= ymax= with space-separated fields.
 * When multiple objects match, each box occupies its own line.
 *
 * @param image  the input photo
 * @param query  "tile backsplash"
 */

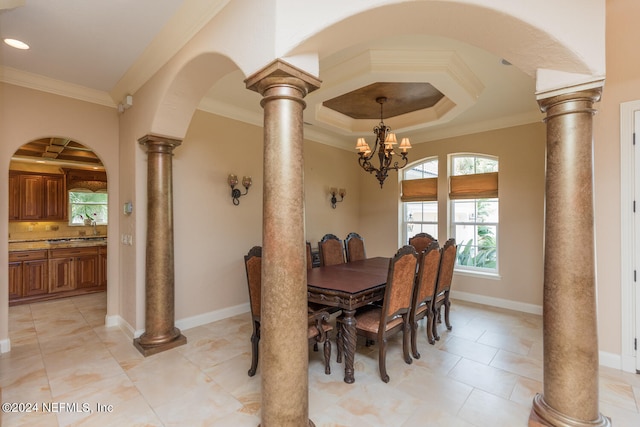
xmin=9 ymin=221 xmax=107 ymax=241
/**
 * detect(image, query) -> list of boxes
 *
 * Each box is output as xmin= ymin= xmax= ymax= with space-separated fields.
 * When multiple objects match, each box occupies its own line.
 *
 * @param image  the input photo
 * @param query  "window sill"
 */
xmin=454 ymin=268 xmax=501 ymax=281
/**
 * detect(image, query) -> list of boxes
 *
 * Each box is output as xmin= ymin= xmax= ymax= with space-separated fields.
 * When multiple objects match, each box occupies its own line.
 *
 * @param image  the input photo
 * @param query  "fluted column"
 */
xmin=529 ymin=88 xmax=610 ymax=426
xmin=246 ymin=60 xmax=321 ymax=427
xmin=134 ymin=134 xmax=187 ymax=356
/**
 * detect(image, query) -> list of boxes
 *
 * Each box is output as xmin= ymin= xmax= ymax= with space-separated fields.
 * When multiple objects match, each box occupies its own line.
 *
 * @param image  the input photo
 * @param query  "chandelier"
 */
xmin=355 ymin=97 xmax=412 ymax=188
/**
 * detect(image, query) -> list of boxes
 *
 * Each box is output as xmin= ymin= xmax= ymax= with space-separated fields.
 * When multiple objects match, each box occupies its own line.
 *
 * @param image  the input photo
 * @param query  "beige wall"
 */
xmin=591 ymin=0 xmax=640 ymax=355
xmin=170 ymin=110 xmax=362 ymax=320
xmin=0 ymin=83 xmax=119 ymax=344
xmin=360 ymin=123 xmax=547 ymax=308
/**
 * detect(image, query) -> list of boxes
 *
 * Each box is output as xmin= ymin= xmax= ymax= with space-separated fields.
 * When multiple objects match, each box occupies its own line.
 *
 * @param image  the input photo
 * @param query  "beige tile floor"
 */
xmin=2 ymin=292 xmax=640 ymax=426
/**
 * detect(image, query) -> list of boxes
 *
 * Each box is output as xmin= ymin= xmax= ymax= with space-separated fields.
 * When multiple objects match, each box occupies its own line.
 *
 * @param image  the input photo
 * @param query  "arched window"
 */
xmin=401 ymin=158 xmax=438 ymax=243
xmin=450 ymin=154 xmax=498 ymax=272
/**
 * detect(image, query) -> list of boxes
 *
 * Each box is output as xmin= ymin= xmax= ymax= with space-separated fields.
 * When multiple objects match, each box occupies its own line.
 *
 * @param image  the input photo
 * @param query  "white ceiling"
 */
xmin=0 ymin=1 xmax=543 ymax=150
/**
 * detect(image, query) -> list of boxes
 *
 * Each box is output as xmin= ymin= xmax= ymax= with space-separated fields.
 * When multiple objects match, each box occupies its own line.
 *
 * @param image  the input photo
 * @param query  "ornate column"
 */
xmin=134 ymin=134 xmax=187 ymax=356
xmin=529 ymin=87 xmax=610 ymax=427
xmin=246 ymin=60 xmax=321 ymax=427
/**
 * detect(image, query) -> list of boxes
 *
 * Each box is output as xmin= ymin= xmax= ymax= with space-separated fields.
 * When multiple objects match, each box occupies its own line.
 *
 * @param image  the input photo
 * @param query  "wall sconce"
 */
xmin=330 ymin=187 xmax=346 ymax=209
xmin=228 ymin=174 xmax=252 ymax=205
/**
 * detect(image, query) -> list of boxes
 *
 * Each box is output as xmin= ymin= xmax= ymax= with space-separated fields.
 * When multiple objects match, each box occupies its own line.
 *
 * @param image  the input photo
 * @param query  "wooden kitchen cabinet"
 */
xmin=9 ymin=171 xmax=67 ymax=221
xmin=48 ymin=247 xmax=100 ymax=293
xmin=8 ymin=174 xmax=20 ymax=220
xmin=98 ymin=246 xmax=107 ymax=287
xmin=43 ymin=175 xmax=66 ymax=220
xmin=20 ymin=174 xmax=44 ymax=220
xmin=9 ymin=250 xmax=48 ymax=303
xmin=9 ymin=244 xmax=106 ymax=305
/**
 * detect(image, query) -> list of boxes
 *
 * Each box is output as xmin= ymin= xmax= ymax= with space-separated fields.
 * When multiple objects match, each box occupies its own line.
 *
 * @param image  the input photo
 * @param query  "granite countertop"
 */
xmin=9 ymin=237 xmax=107 ymax=251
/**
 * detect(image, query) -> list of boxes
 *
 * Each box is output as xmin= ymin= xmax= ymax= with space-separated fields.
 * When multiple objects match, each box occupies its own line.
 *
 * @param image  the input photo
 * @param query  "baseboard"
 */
xmin=599 ymin=351 xmax=622 ymax=370
xmin=452 ymin=290 xmax=543 ymax=315
xmin=176 ymin=302 xmax=250 ymax=332
xmin=0 ymin=338 xmax=10 ymax=353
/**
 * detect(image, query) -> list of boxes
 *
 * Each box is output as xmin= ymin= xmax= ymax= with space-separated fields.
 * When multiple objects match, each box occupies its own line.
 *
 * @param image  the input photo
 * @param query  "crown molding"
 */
xmin=1 ymin=66 xmax=116 ymax=107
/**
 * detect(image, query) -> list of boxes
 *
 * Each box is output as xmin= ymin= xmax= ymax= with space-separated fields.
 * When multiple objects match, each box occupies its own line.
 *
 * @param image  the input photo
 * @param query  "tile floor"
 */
xmin=2 ymin=293 xmax=640 ymax=426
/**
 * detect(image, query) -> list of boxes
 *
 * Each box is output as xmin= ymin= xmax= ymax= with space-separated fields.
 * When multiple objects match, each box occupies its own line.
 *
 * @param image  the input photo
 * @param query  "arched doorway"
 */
xmin=8 ymin=137 xmax=108 ymax=316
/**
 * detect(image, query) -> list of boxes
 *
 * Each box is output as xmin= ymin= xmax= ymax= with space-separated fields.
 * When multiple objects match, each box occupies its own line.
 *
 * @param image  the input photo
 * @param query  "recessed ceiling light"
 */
xmin=4 ymin=38 xmax=30 ymax=50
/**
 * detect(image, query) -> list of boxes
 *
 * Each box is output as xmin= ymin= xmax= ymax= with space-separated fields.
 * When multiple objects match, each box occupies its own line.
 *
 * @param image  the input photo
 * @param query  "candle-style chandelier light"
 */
xmin=355 ymin=97 xmax=412 ymax=188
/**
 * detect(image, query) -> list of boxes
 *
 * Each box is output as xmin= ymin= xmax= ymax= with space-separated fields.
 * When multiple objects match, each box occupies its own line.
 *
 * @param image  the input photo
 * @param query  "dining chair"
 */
xmin=351 ymin=245 xmax=418 ymax=383
xmin=408 ymin=232 xmax=437 ymax=255
xmin=344 ymin=232 xmax=366 ymax=262
xmin=306 ymin=241 xmax=314 ymax=270
xmin=409 ymin=241 xmax=441 ymax=358
xmin=318 ymin=233 xmax=345 ymax=266
xmin=432 ymin=238 xmax=457 ymax=341
xmin=244 ymin=246 xmax=333 ymax=376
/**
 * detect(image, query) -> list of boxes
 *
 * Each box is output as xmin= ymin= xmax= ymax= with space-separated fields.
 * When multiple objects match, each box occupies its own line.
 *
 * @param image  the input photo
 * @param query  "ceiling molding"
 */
xmin=1 ymin=66 xmax=115 ymax=107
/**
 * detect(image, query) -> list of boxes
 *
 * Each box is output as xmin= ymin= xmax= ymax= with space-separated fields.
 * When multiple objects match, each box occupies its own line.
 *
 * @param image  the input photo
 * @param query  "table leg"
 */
xmin=341 ymin=309 xmax=357 ymax=383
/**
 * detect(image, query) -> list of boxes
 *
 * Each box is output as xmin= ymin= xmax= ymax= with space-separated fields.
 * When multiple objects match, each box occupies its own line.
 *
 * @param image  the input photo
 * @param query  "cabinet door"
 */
xmin=8 ymin=174 xmax=20 ymax=220
xmin=43 ymin=175 xmax=66 ymax=220
xmin=75 ymin=253 xmax=99 ymax=289
xmin=9 ymin=262 xmax=23 ymax=299
xmin=20 ymin=175 xmax=43 ymax=220
xmin=23 ymin=259 xmax=48 ymax=296
xmin=49 ymin=257 xmax=74 ymax=293
xmin=98 ymin=247 xmax=107 ymax=288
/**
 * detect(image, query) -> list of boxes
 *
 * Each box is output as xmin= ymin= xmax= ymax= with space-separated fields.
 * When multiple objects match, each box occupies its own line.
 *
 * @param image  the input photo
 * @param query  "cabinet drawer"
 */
xmin=9 ymin=250 xmax=47 ymax=262
xmin=49 ymin=247 xmax=98 ymax=258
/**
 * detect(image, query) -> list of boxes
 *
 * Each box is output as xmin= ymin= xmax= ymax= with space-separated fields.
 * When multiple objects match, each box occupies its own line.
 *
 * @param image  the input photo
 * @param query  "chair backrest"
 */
xmin=408 ymin=232 xmax=437 ymax=254
xmin=413 ymin=241 xmax=442 ymax=307
xmin=244 ymin=246 xmax=262 ymax=319
xmin=318 ymin=234 xmax=345 ymax=266
xmin=435 ymin=238 xmax=457 ymax=296
xmin=381 ymin=245 xmax=418 ymax=324
xmin=344 ymin=232 xmax=366 ymax=262
xmin=306 ymin=241 xmax=313 ymax=270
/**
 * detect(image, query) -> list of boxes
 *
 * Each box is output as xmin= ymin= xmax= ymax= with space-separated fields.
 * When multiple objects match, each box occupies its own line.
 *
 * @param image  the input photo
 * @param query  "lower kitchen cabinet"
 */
xmin=9 ymin=245 xmax=106 ymax=306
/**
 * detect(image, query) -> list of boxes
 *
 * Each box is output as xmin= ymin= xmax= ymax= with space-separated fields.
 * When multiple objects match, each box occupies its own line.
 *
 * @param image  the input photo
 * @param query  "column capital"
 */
xmin=537 ymin=86 xmax=603 ymax=114
xmin=245 ymin=59 xmax=321 ymax=98
xmin=138 ymin=134 xmax=182 ymax=153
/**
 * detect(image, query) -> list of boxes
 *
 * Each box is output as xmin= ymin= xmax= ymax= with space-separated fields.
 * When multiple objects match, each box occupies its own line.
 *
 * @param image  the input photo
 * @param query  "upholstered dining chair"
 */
xmin=318 ymin=233 xmax=345 ymax=266
xmin=408 ymin=232 xmax=437 ymax=255
xmin=409 ymin=241 xmax=441 ymax=358
xmin=244 ymin=246 xmax=333 ymax=376
xmin=432 ymin=238 xmax=457 ymax=341
xmin=344 ymin=232 xmax=366 ymax=262
xmin=306 ymin=241 xmax=314 ymax=270
xmin=351 ymin=245 xmax=418 ymax=383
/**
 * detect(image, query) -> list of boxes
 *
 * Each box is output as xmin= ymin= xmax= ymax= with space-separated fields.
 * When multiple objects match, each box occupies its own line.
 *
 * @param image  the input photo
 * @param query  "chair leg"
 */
xmin=323 ymin=338 xmax=331 ymax=375
xmin=402 ymin=319 xmax=413 ymax=365
xmin=378 ymin=337 xmax=389 ymax=383
xmin=426 ymin=309 xmax=435 ymax=345
xmin=410 ymin=318 xmax=420 ymax=359
xmin=248 ymin=321 xmax=260 ymax=376
xmin=432 ymin=306 xmax=441 ymax=341
xmin=444 ymin=295 xmax=453 ymax=331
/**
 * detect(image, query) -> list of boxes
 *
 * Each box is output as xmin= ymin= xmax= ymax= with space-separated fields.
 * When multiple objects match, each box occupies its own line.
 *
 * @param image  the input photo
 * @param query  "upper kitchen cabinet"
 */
xmin=9 ymin=137 xmax=105 ymax=222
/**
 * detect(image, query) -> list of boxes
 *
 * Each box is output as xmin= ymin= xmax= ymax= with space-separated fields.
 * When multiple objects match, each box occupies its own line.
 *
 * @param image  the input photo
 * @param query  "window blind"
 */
xmin=400 ymin=177 xmax=438 ymax=202
xmin=449 ymin=172 xmax=498 ymax=199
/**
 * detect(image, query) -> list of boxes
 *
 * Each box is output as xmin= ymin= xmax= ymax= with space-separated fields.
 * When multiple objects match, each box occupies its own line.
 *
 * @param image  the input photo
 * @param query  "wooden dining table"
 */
xmin=307 ymin=257 xmax=390 ymax=383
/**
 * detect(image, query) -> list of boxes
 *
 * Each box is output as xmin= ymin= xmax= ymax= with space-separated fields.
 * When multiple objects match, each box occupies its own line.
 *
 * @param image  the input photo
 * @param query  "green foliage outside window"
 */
xmin=69 ymin=191 xmax=108 ymax=225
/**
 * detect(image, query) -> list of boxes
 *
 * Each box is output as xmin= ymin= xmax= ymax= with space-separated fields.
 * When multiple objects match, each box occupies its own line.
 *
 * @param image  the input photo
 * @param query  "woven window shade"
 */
xmin=401 ymin=177 xmax=438 ymax=202
xmin=449 ymin=172 xmax=498 ymax=199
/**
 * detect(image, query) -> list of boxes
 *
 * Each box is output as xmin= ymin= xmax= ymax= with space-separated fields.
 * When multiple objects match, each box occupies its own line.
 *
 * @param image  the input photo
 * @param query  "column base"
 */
xmin=133 ymin=333 xmax=187 ymax=357
xmin=259 ymin=421 xmax=315 ymax=427
xmin=529 ymin=394 xmax=611 ymax=427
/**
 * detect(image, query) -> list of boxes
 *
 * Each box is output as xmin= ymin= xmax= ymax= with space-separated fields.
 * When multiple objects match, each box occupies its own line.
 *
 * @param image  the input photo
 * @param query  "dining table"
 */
xmin=307 ymin=257 xmax=390 ymax=383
